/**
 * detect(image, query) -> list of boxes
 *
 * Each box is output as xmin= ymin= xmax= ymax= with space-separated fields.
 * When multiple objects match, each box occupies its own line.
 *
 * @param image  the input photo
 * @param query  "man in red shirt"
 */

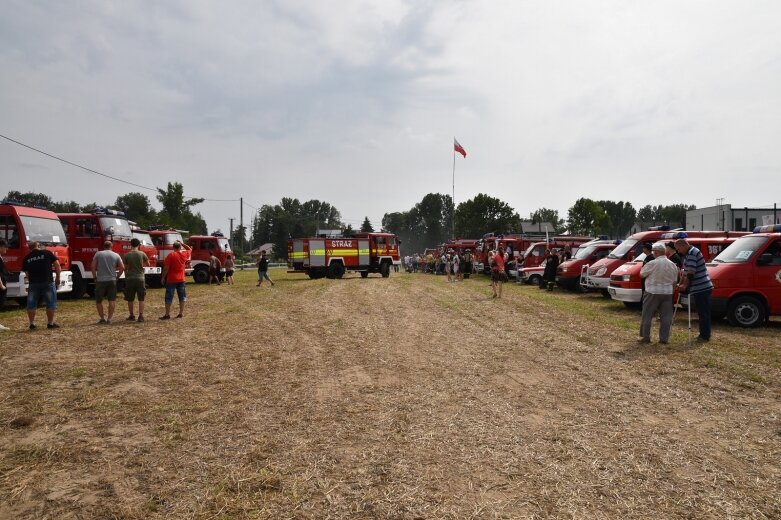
xmin=160 ymin=240 xmax=191 ymax=320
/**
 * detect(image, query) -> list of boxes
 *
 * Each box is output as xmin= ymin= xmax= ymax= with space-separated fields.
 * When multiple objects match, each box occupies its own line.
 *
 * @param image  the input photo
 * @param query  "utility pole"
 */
xmin=229 ymin=218 xmax=235 ymax=250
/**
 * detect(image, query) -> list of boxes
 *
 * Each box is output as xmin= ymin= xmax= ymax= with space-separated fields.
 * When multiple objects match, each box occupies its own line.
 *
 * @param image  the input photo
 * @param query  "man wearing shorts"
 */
xmin=124 ymin=238 xmax=150 ymax=322
xmin=256 ymin=250 xmax=274 ymax=286
xmin=91 ymin=241 xmax=125 ymax=324
xmin=22 ymin=241 xmax=61 ymax=330
xmin=161 ymin=240 xmax=191 ymax=319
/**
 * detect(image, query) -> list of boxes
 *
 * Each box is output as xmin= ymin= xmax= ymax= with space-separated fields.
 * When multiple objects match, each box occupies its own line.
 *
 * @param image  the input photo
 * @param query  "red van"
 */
xmin=701 ymin=226 xmax=781 ymax=327
xmin=580 ymin=228 xmax=746 ymax=296
xmin=556 ymin=239 xmax=617 ymax=291
xmin=608 ymin=236 xmax=740 ymax=307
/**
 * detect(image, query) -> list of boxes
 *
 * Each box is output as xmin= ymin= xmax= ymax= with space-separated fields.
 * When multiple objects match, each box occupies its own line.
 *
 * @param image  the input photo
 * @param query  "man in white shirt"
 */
xmin=638 ymin=242 xmax=680 ymax=344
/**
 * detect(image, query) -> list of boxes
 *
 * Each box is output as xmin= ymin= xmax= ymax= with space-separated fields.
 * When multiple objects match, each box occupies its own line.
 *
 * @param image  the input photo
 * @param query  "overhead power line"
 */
xmin=0 ymin=133 xmax=238 ymax=203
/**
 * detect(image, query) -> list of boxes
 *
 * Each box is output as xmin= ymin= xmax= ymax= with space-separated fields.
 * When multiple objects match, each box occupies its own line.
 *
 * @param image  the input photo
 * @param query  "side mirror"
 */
xmin=757 ymin=253 xmax=772 ymax=266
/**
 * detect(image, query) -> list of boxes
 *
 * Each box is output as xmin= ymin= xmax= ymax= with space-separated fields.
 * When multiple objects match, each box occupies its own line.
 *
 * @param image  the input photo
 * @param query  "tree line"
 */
xmin=5 ymin=182 xmax=208 ymax=236
xmin=5 ymin=186 xmax=694 ymax=260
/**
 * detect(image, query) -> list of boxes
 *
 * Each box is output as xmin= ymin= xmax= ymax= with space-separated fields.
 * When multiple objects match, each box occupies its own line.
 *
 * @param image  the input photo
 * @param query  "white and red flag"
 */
xmin=454 ymin=138 xmax=467 ymax=158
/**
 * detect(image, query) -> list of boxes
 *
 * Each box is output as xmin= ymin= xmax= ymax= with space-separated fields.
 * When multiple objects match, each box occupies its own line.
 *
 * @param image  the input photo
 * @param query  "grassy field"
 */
xmin=1 ymin=268 xmax=779 ymax=519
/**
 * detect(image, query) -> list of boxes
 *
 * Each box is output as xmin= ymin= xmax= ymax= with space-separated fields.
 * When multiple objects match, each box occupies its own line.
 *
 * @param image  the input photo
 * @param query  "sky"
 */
xmin=1 ymin=0 xmax=780 ymax=236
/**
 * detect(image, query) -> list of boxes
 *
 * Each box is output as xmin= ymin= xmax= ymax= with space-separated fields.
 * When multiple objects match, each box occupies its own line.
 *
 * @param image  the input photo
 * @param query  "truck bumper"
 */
xmin=7 ymin=271 xmax=73 ymax=297
xmin=608 ymin=286 xmax=640 ymax=302
xmin=556 ymin=275 xmax=579 ymax=289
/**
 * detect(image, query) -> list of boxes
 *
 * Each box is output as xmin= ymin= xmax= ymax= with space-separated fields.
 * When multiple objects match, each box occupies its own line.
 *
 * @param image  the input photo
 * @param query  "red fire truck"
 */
xmin=288 ymin=232 xmax=400 ymax=279
xmin=58 ymin=208 xmax=132 ymax=298
xmin=0 ymin=201 xmax=72 ymax=302
xmin=580 ymin=228 xmax=748 ymax=296
xmin=148 ymin=228 xmax=193 ymax=277
xmin=692 ymin=225 xmax=781 ymax=327
xmin=556 ymin=238 xmax=618 ymax=291
xmin=188 ymin=233 xmax=232 ymax=283
xmin=129 ymin=226 xmax=162 ymax=287
xmin=608 ymin=235 xmax=740 ymax=307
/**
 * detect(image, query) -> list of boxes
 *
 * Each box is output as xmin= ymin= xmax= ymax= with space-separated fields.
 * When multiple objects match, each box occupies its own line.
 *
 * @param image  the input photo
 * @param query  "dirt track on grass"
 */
xmin=1 ymin=270 xmax=780 ymax=519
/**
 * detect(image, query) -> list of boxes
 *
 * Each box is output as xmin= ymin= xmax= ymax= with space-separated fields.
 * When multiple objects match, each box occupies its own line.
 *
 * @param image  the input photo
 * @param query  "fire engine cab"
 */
xmin=288 ymin=232 xmax=400 ymax=279
xmin=0 ymin=201 xmax=73 ymax=301
xmin=129 ymin=225 xmax=162 ymax=287
xmin=148 ymin=228 xmax=193 ymax=277
xmin=188 ymin=233 xmax=232 ymax=284
xmin=58 ymin=208 xmax=132 ymax=298
xmin=698 ymin=225 xmax=781 ymax=327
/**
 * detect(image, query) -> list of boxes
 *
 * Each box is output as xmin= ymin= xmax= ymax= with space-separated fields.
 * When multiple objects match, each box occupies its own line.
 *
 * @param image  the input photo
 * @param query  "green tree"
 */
xmin=530 ymin=208 xmax=565 ymax=234
xmin=567 ymin=198 xmax=610 ymax=236
xmin=455 ymin=193 xmax=520 ymax=239
xmin=596 ymin=200 xmax=636 ymax=238
xmin=5 ymin=191 xmax=54 ymax=208
xmin=251 ymin=198 xmax=343 ymax=261
xmin=382 ymin=194 xmax=453 ymax=254
xmin=114 ymin=192 xmax=157 ymax=228
xmin=360 ymin=217 xmax=374 ymax=232
xmin=155 ymin=182 xmax=207 ymax=234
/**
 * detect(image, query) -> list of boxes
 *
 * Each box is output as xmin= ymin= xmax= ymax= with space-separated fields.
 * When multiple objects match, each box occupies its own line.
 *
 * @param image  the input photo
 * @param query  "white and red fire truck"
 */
xmin=58 ymin=208 xmax=132 ymax=298
xmin=1 ymin=201 xmax=73 ymax=302
xmin=288 ymin=232 xmax=401 ymax=279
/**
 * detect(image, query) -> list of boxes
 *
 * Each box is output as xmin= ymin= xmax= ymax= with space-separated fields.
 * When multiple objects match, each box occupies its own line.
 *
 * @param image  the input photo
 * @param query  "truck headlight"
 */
xmin=596 ymin=267 xmax=607 ymax=277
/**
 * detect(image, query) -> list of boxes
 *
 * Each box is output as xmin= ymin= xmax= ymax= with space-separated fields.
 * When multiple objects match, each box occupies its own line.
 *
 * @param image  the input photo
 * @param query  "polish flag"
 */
xmin=454 ymin=138 xmax=467 ymax=158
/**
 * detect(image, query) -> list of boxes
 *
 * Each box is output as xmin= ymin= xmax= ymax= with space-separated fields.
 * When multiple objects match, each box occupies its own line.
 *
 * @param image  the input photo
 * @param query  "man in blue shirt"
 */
xmin=675 ymin=238 xmax=713 ymax=341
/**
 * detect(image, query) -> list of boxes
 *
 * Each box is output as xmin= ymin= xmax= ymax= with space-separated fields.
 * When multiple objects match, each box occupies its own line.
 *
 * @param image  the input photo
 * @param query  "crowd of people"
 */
xmin=0 ymin=240 xmax=276 ymax=331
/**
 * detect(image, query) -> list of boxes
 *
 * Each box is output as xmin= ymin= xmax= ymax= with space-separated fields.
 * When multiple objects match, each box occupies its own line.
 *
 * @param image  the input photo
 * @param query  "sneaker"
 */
xmin=29 ymin=323 xmax=36 ymax=330
xmin=137 ymin=315 xmax=145 ymax=323
xmin=97 ymin=318 xmax=107 ymax=325
xmin=105 ymin=320 xmax=112 ymax=325
xmin=126 ymin=315 xmax=136 ymax=321
xmin=159 ymin=315 xmax=170 ymax=320
xmin=0 ymin=324 xmax=9 ymax=331
xmin=637 ymin=337 xmax=650 ymax=344
xmin=695 ymin=336 xmax=710 ymax=342
xmin=175 ymin=314 xmax=183 ymax=319
xmin=47 ymin=323 xmax=60 ymax=329
xmin=659 ymin=340 xmax=669 ymax=344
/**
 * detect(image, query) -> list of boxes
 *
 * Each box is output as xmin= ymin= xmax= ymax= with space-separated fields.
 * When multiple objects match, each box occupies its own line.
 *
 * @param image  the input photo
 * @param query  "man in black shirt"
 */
xmin=22 ymin=241 xmax=61 ymax=330
xmin=0 ymin=239 xmax=8 ymax=311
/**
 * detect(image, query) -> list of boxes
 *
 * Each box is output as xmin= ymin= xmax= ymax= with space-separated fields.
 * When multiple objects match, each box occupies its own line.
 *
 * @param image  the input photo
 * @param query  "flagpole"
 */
xmin=452 ymin=144 xmax=456 ymax=240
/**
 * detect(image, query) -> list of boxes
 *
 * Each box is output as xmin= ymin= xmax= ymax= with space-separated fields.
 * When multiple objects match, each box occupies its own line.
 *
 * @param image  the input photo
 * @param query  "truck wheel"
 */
xmin=16 ymin=297 xmax=27 ymax=307
xmin=623 ymin=301 xmax=641 ymax=309
xmin=380 ymin=262 xmax=390 ymax=278
xmin=601 ymin=289 xmax=611 ymax=298
xmin=193 ymin=266 xmax=209 ymax=284
xmin=70 ymin=269 xmax=85 ymax=299
xmin=328 ymin=262 xmax=345 ymax=279
xmin=727 ymin=296 xmax=765 ymax=327
xmin=360 ymin=271 xmax=369 ymax=278
xmin=528 ymin=274 xmax=541 ymax=286
xmin=574 ymin=277 xmax=584 ymax=293
xmin=148 ymin=275 xmax=162 ymax=288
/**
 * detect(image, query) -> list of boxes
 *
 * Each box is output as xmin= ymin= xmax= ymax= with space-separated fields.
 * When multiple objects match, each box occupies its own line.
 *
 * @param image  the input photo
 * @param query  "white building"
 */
xmin=686 ymin=204 xmax=780 ymax=232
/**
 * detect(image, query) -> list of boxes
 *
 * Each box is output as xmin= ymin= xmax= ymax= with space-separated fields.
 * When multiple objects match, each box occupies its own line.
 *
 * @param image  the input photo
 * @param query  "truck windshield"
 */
xmin=132 ymin=231 xmax=154 ymax=246
xmin=574 ymin=245 xmax=597 ymax=260
xmin=218 ymin=238 xmax=230 ymax=251
xmin=20 ymin=216 xmax=67 ymax=246
xmin=99 ymin=217 xmax=132 ymax=239
xmin=608 ymin=238 xmax=638 ymax=259
xmin=164 ymin=233 xmax=184 ymax=245
xmin=711 ymin=236 xmax=768 ymax=264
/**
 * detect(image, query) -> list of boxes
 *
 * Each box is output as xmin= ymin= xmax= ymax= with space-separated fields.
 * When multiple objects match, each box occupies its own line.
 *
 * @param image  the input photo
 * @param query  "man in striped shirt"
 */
xmin=675 ymin=238 xmax=714 ymax=341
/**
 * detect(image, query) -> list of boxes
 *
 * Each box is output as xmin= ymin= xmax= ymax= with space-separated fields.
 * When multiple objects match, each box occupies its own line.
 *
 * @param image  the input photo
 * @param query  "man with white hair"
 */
xmin=638 ymin=242 xmax=680 ymax=344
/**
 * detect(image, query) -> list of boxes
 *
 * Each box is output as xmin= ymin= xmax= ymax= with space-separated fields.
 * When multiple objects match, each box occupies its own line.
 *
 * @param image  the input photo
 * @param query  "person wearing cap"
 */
xmin=638 ymin=242 xmax=680 ymax=344
xmin=675 ymin=238 xmax=713 ymax=342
